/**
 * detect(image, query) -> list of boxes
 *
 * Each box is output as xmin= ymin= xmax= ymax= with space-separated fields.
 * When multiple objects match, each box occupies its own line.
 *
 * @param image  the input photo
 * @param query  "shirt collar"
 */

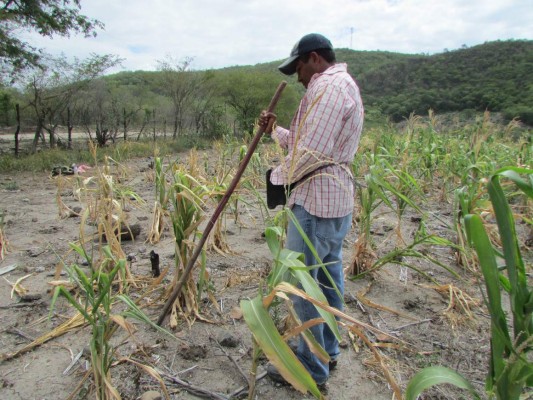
xmin=309 ymin=63 xmax=347 ymax=86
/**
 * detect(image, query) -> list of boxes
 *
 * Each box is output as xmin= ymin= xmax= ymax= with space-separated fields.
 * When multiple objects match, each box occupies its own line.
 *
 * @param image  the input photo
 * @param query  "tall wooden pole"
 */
xmin=157 ymin=81 xmax=287 ymax=326
xmin=14 ymin=104 xmax=20 ymax=157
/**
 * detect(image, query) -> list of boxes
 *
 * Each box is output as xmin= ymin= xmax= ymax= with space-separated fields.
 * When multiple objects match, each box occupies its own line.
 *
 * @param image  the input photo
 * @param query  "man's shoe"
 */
xmin=287 ymin=338 xmax=337 ymax=372
xmin=266 ymin=363 xmax=288 ymax=385
xmin=266 ymin=363 xmax=328 ymax=389
xmin=287 ymin=339 xmax=337 ymax=372
xmin=287 ymin=338 xmax=298 ymax=353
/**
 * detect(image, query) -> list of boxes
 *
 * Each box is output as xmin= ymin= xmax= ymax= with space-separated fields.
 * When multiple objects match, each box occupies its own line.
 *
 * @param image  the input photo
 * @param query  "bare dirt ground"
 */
xmin=0 ymin=148 xmax=521 ymax=400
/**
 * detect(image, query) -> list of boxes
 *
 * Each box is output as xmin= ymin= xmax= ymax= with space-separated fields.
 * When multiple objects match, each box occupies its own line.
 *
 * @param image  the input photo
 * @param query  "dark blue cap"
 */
xmin=278 ymin=33 xmax=333 ymax=75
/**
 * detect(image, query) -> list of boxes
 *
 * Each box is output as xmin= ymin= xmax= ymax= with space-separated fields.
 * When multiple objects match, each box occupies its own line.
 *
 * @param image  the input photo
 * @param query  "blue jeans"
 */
xmin=286 ymin=204 xmax=352 ymax=384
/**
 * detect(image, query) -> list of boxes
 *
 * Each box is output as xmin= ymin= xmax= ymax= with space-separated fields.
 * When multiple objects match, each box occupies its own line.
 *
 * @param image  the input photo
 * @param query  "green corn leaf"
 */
xmin=265 ymin=227 xmax=289 ymax=288
xmin=489 ymin=168 xmax=532 ymax=340
xmin=285 ymin=209 xmax=343 ymax=307
xmin=69 ymin=242 xmax=92 ymax=266
xmin=499 ymin=274 xmax=511 ymax=293
xmin=465 ymin=214 xmax=512 ymax=382
xmin=278 ymin=249 xmax=308 ymax=266
xmin=270 ymin=242 xmax=341 ymax=342
xmin=117 ymin=295 xmax=177 ymax=341
xmin=102 ymin=245 xmax=114 ymax=260
xmin=291 ymin=267 xmax=341 ymax=341
xmin=495 ymin=357 xmax=533 ymax=400
xmin=488 ymin=175 xmax=523 ymax=291
xmin=93 ymin=271 xmax=115 ymax=312
xmin=405 ymin=366 xmax=480 ymax=400
xmin=72 ymin=264 xmax=94 ymax=297
xmin=494 ymin=166 xmax=533 ymax=198
xmin=241 ymin=295 xmax=321 ymax=398
xmin=50 ymin=286 xmax=93 ymax=325
xmin=525 ymin=291 xmax=533 ymax=314
xmin=265 ymin=226 xmax=282 ymax=258
xmin=300 ymin=326 xmax=330 ymax=363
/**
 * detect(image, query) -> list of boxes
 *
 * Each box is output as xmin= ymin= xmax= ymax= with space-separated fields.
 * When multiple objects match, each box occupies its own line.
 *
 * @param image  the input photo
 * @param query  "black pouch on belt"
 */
xmin=265 ymin=168 xmax=289 ymax=209
xmin=265 ymin=164 xmax=337 ymax=210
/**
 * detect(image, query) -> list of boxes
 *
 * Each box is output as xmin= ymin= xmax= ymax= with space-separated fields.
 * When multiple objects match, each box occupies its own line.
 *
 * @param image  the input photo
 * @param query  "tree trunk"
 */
xmin=152 ymin=109 xmax=156 ymax=142
xmin=67 ymin=107 xmax=73 ymax=149
xmin=96 ymin=123 xmax=107 ymax=147
xmin=14 ymin=104 xmax=20 ymax=157
xmin=137 ymin=119 xmax=147 ymax=141
xmin=49 ymin=129 xmax=56 ymax=148
xmin=123 ymin=107 xmax=128 ymax=141
xmin=31 ymin=119 xmax=44 ymax=154
xmin=173 ymin=114 xmax=178 ymax=138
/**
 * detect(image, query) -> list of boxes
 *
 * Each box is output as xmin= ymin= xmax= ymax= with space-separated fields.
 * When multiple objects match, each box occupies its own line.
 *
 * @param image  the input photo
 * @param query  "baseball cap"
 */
xmin=278 ymin=33 xmax=333 ymax=75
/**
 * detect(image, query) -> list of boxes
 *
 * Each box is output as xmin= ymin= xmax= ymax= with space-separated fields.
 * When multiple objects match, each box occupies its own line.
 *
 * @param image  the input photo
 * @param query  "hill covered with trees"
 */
xmin=217 ymin=39 xmax=533 ymax=124
xmin=101 ymin=39 xmax=533 ymax=126
xmin=349 ymin=40 xmax=533 ymax=123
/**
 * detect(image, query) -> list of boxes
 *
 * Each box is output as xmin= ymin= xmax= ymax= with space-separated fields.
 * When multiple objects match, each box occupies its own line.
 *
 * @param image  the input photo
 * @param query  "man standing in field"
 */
xmin=260 ymin=32 xmax=364 ymax=387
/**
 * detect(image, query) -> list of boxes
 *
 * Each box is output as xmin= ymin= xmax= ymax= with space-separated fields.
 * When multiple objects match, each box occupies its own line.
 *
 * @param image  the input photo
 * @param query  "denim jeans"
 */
xmin=286 ymin=204 xmax=352 ymax=384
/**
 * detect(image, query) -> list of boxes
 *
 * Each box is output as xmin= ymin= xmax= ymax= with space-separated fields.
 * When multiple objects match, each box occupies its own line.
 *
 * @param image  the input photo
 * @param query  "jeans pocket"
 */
xmin=315 ymin=217 xmax=336 ymax=242
xmin=315 ymin=214 xmax=351 ymax=243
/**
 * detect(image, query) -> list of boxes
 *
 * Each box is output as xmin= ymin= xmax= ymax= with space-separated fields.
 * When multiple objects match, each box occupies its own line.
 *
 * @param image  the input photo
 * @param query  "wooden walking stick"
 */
xmin=157 ymin=81 xmax=287 ymax=326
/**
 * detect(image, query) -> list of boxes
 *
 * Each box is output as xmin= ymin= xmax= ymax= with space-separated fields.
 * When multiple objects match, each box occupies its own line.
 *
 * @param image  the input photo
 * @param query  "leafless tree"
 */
xmin=22 ymin=53 xmax=121 ymax=152
xmin=157 ymin=56 xmax=200 ymax=137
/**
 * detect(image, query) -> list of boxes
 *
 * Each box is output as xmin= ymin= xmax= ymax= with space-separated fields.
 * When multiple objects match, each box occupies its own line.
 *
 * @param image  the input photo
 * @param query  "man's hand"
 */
xmin=259 ymin=111 xmax=277 ymax=135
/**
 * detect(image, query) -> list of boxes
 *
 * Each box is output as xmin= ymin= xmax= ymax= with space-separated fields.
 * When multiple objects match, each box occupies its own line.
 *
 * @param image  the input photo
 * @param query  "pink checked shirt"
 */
xmin=270 ymin=63 xmax=364 ymax=218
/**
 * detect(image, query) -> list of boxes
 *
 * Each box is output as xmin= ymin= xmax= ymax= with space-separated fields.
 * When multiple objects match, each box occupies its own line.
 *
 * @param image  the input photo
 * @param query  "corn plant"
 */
xmin=51 ymin=245 xmax=124 ymax=399
xmin=409 ymin=117 xmax=447 ymax=189
xmin=206 ymin=140 xmax=256 ymax=253
xmin=208 ymin=179 xmax=234 ymax=255
xmin=241 ymin=209 xmax=402 ymax=400
xmin=468 ymin=111 xmax=494 ymax=162
xmin=365 ymin=156 xmax=424 ymax=246
xmin=451 ymin=157 xmax=505 ymax=273
xmin=50 ymin=245 xmax=174 ymax=399
xmin=89 ymin=156 xmax=140 ymax=287
xmin=240 ymin=142 xmax=264 ymax=188
xmin=241 ymin=220 xmax=336 ymax=399
xmin=231 ymin=144 xmax=263 ymax=226
xmin=166 ymin=168 xmax=209 ymax=326
xmin=518 ymin=135 xmax=532 ymax=169
xmin=406 ymin=166 xmax=533 ymax=400
xmin=363 ymin=227 xmax=463 ymax=281
xmin=148 ymin=156 xmax=169 ymax=244
xmin=348 ymin=168 xmax=381 ymax=275
xmin=204 ymin=140 xmax=239 ymax=254
xmin=453 ymin=186 xmax=481 ymax=271
xmin=71 ymin=144 xmax=143 ymax=289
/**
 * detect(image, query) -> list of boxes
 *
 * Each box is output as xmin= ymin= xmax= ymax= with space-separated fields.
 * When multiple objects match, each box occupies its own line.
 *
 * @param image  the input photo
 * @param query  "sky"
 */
xmin=19 ymin=0 xmax=533 ymax=73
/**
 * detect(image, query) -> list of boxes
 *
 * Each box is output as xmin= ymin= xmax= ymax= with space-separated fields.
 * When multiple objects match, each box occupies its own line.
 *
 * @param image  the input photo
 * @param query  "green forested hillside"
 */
xmin=210 ymin=40 xmax=533 ymax=125
xmin=348 ymin=40 xmax=533 ymax=123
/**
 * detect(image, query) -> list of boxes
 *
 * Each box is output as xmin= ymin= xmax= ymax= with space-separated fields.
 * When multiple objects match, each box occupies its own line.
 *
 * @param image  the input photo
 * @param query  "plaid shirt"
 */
xmin=271 ymin=63 xmax=364 ymax=218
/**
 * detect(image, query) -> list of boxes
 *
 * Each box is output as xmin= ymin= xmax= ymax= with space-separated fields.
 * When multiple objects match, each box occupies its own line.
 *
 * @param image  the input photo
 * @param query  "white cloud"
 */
xmin=18 ymin=0 xmax=533 ymax=72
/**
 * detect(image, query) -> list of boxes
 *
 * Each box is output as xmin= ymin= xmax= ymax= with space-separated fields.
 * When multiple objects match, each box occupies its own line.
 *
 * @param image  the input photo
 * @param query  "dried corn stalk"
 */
xmin=1 ymin=311 xmax=86 ymax=362
xmin=0 ymin=212 xmax=9 ymax=260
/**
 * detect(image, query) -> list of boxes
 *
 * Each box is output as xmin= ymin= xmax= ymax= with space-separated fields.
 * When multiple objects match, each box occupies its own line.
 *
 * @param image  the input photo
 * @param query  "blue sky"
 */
xmin=20 ymin=0 xmax=533 ymax=73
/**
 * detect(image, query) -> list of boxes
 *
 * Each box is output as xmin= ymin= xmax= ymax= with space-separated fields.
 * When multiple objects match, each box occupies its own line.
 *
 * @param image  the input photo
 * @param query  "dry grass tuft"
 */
xmin=425 ymin=283 xmax=481 ymax=328
xmin=347 ymin=236 xmax=376 ymax=275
